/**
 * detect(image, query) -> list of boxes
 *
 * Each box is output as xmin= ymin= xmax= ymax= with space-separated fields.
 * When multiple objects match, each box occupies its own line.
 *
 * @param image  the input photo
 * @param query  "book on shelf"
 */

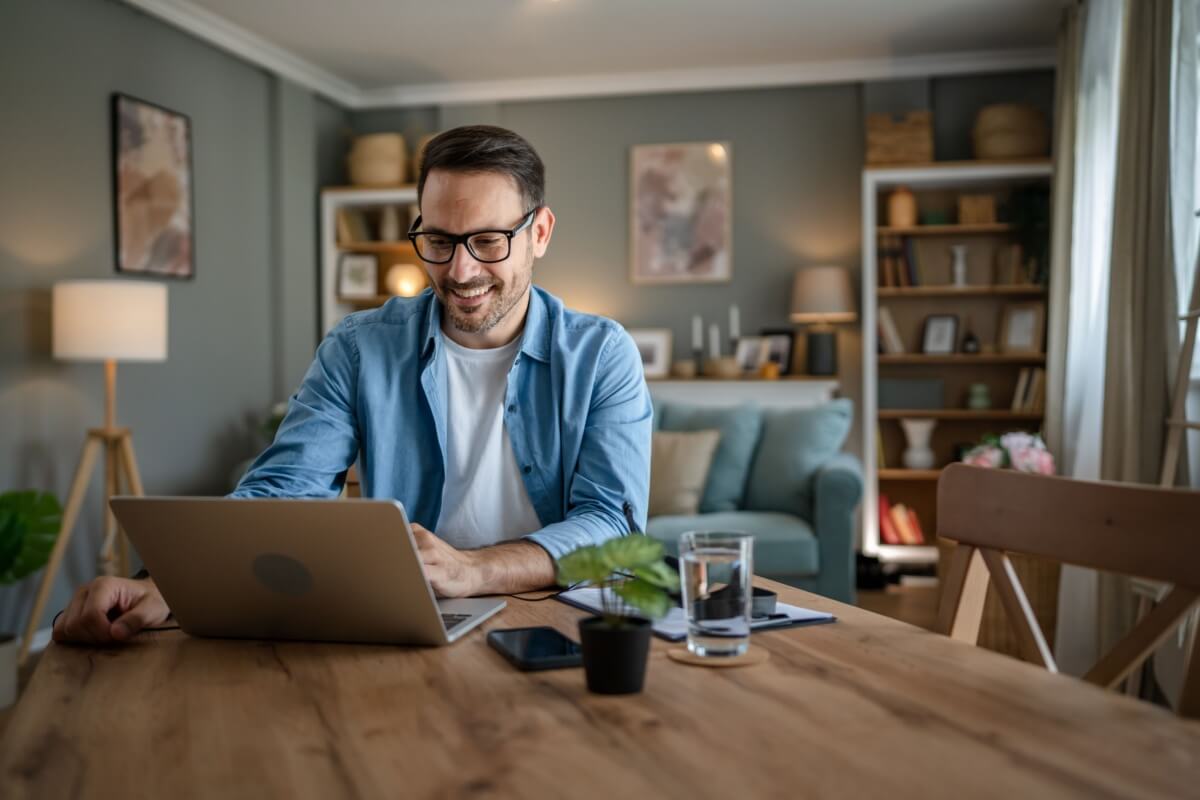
xmin=1011 ymin=368 xmax=1031 ymax=411
xmin=878 ymin=307 xmax=906 ymax=354
xmin=878 ymin=495 xmax=903 ymax=545
xmin=888 ymin=503 xmax=925 ymax=545
xmin=1010 ymin=367 xmax=1046 ymax=412
xmin=904 ymin=237 xmax=921 ymax=286
xmin=336 ymin=207 xmax=372 ymax=244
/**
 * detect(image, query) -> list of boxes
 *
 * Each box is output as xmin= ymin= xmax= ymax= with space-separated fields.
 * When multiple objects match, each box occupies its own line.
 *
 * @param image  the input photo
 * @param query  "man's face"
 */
xmin=418 ymin=169 xmax=549 ymax=337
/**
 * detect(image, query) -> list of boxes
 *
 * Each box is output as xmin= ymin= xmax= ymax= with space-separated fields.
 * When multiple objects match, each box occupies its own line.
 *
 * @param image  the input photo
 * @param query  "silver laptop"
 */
xmin=109 ymin=496 xmax=506 ymax=646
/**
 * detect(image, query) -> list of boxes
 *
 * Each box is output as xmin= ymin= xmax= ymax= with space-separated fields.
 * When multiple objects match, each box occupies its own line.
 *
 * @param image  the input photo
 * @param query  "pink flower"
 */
xmin=963 ymin=445 xmax=1005 ymax=468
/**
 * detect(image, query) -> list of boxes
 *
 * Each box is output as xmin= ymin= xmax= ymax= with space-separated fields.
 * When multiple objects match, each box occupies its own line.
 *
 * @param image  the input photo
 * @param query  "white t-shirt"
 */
xmin=435 ymin=333 xmax=543 ymax=549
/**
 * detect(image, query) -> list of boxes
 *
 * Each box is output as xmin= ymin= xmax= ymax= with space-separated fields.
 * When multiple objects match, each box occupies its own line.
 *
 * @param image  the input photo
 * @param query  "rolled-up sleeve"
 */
xmin=230 ymin=318 xmax=361 ymax=498
xmin=525 ymin=328 xmax=652 ymax=560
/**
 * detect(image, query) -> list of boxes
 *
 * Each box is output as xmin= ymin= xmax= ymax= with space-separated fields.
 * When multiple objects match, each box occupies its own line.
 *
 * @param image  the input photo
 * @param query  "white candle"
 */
xmin=730 ymin=305 xmax=740 ymax=340
xmin=709 ymin=323 xmax=721 ymax=359
xmin=692 ymin=315 xmax=703 ymax=351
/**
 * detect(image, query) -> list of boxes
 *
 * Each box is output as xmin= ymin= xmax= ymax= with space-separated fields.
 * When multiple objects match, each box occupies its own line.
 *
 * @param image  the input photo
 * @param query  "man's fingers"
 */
xmin=53 ymin=586 xmax=88 ymax=642
xmin=81 ymin=605 xmax=115 ymax=644
xmin=111 ymin=593 xmax=166 ymax=641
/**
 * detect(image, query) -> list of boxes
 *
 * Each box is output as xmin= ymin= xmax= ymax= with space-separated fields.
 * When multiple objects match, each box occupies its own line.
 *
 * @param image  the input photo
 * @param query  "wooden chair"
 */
xmin=935 ymin=463 xmax=1200 ymax=718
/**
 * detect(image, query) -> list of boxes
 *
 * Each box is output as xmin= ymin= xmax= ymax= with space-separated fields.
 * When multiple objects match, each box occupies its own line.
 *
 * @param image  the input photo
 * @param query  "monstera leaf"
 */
xmin=0 ymin=491 xmax=62 ymax=584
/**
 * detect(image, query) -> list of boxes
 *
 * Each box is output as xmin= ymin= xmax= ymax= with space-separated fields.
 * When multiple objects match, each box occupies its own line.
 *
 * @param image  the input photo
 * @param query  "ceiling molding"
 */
xmin=125 ymin=1 xmax=1056 ymax=111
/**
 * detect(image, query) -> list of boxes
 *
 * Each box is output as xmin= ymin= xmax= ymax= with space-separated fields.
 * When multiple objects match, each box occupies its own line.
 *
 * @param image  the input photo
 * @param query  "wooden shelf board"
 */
xmin=337 ymin=241 xmax=418 ymax=254
xmin=878 ymin=469 xmax=942 ymax=481
xmin=878 ymin=410 xmax=1044 ymax=421
xmin=878 ymin=354 xmax=1045 ymax=365
xmin=878 ymin=224 xmax=1013 ymax=236
xmin=338 ymin=295 xmax=395 ymax=306
xmin=878 ymin=285 xmax=1046 ymax=297
xmin=875 ymin=544 xmax=939 ymax=565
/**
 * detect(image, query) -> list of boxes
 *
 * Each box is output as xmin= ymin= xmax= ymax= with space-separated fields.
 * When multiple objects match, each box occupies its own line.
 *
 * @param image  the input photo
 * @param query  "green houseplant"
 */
xmin=0 ymin=490 xmax=62 ymax=708
xmin=557 ymin=534 xmax=678 ymax=694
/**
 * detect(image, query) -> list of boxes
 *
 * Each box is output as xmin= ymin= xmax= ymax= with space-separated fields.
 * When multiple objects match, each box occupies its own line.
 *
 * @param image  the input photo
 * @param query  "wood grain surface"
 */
xmin=2 ymin=579 xmax=1197 ymax=799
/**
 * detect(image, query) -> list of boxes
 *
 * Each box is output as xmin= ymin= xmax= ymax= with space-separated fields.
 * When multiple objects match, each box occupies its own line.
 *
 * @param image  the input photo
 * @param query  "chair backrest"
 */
xmin=935 ymin=463 xmax=1200 ymax=718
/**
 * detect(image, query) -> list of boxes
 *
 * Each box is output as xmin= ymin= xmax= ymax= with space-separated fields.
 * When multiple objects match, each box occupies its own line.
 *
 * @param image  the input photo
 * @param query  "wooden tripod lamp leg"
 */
xmin=19 ymin=436 xmax=103 ymax=667
xmin=99 ymin=440 xmax=120 ymax=577
xmin=114 ymin=432 xmax=146 ymax=577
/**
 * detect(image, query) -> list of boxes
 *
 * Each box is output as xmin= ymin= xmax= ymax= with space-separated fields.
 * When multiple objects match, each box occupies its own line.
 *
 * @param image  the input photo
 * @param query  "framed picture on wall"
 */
xmin=112 ymin=93 xmax=195 ymax=278
xmin=999 ymin=302 xmax=1046 ymax=353
xmin=921 ymin=314 xmax=959 ymax=355
xmin=338 ymin=253 xmax=379 ymax=299
xmin=627 ymin=328 xmax=673 ymax=379
xmin=630 ymin=141 xmax=732 ymax=285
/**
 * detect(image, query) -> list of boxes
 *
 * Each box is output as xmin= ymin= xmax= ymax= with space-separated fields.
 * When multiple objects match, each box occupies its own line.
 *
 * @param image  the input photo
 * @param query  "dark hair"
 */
xmin=417 ymin=125 xmax=545 ymax=212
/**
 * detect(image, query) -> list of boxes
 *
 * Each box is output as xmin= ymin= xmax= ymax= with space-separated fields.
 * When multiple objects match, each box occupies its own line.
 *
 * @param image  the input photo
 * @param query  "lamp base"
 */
xmin=806 ymin=330 xmax=838 ymax=376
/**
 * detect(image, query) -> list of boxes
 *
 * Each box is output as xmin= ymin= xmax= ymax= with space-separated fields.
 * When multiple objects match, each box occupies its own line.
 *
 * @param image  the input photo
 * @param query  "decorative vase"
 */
xmin=950 ymin=245 xmax=969 ymax=287
xmin=899 ymin=418 xmax=937 ymax=470
xmin=966 ymin=383 xmax=991 ymax=410
xmin=578 ymin=616 xmax=652 ymax=695
xmin=887 ymin=186 xmax=918 ymax=229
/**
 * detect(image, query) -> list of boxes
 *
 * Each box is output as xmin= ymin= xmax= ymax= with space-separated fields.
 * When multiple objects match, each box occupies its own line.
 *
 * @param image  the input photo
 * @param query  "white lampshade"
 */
xmin=790 ymin=266 xmax=857 ymax=325
xmin=53 ymin=280 xmax=168 ymax=362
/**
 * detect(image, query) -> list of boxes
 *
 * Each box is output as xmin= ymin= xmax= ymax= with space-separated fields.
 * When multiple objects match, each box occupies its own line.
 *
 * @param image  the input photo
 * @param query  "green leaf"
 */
xmin=0 ymin=491 xmax=62 ymax=585
xmin=600 ymin=534 xmax=663 ymax=570
xmin=633 ymin=561 xmax=679 ymax=591
xmin=614 ymin=578 xmax=672 ymax=620
xmin=556 ymin=544 xmax=612 ymax=586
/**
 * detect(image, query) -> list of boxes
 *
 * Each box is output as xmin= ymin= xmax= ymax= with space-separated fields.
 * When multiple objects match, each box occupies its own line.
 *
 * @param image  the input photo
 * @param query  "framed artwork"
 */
xmin=999 ymin=302 xmax=1046 ymax=353
xmin=921 ymin=314 xmax=959 ymax=355
xmin=734 ymin=336 xmax=768 ymax=373
xmin=338 ymin=253 xmax=379 ymax=299
xmin=112 ymin=93 xmax=194 ymax=278
xmin=627 ymin=329 xmax=673 ymax=379
xmin=760 ymin=329 xmax=796 ymax=375
xmin=630 ymin=141 xmax=732 ymax=285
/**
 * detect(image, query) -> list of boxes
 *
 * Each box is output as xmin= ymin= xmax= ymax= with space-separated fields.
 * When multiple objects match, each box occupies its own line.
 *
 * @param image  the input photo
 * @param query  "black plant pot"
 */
xmin=577 ymin=616 xmax=652 ymax=695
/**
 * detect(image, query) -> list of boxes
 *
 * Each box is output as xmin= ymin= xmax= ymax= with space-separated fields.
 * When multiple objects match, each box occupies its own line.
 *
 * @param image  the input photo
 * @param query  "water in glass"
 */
xmin=679 ymin=532 xmax=753 ymax=657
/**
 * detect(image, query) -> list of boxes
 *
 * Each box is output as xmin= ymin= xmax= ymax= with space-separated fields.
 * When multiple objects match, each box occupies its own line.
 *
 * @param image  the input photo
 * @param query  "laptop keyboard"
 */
xmin=441 ymin=613 xmax=472 ymax=629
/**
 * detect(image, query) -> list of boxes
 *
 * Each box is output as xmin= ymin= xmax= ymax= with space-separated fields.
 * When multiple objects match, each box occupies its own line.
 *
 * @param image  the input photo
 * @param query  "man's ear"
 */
xmin=531 ymin=207 xmax=555 ymax=258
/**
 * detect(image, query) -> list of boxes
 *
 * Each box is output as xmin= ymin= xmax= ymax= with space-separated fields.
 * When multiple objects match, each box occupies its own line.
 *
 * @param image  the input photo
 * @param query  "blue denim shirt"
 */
xmin=231 ymin=286 xmax=652 ymax=560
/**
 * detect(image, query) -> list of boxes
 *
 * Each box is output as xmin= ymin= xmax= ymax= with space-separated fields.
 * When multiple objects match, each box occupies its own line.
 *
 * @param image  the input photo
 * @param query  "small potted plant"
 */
xmin=557 ymin=534 xmax=678 ymax=695
xmin=0 ymin=490 xmax=62 ymax=707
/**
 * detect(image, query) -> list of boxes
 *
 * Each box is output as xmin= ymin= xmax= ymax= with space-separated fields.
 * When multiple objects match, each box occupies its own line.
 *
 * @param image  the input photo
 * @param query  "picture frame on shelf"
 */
xmin=999 ymin=302 xmax=1046 ymax=353
xmin=628 ymin=328 xmax=673 ymax=379
xmin=734 ymin=336 xmax=768 ymax=373
xmin=921 ymin=314 xmax=959 ymax=355
xmin=338 ymin=253 xmax=379 ymax=299
xmin=760 ymin=329 xmax=796 ymax=375
xmin=630 ymin=141 xmax=732 ymax=285
xmin=112 ymin=93 xmax=195 ymax=279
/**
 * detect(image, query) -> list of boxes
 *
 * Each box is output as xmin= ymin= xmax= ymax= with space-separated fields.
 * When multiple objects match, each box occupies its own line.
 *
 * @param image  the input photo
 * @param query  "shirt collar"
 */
xmin=420 ymin=286 xmax=551 ymax=363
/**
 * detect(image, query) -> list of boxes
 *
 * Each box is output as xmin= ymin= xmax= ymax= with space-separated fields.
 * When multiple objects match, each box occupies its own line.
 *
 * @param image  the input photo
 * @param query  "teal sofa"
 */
xmin=646 ymin=398 xmax=862 ymax=604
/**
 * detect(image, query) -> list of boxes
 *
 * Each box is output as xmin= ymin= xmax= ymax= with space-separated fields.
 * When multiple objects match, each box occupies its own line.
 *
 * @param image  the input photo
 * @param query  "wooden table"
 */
xmin=3 ymin=580 xmax=1198 ymax=798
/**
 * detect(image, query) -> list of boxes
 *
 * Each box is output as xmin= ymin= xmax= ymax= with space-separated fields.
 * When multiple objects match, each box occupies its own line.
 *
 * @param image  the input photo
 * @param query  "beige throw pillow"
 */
xmin=649 ymin=429 xmax=722 ymax=517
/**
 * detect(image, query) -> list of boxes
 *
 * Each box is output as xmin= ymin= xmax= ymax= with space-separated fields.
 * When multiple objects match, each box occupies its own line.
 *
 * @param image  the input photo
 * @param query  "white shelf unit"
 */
xmin=860 ymin=161 xmax=1054 ymax=565
xmin=320 ymin=185 xmax=419 ymax=334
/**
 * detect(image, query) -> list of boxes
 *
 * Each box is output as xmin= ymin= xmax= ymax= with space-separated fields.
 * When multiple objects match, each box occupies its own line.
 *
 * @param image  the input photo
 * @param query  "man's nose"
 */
xmin=446 ymin=243 xmax=482 ymax=284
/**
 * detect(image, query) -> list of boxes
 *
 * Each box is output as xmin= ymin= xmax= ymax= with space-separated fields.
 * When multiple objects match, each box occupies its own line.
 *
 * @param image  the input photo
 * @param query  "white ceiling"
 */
xmin=126 ymin=0 xmax=1064 ymax=108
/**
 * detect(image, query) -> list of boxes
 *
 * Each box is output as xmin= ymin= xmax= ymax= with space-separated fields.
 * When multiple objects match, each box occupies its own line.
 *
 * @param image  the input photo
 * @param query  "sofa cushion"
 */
xmin=645 ymin=511 xmax=819 ymax=577
xmin=648 ymin=430 xmax=721 ymax=516
xmin=658 ymin=403 xmax=763 ymax=513
xmin=744 ymin=399 xmax=853 ymax=519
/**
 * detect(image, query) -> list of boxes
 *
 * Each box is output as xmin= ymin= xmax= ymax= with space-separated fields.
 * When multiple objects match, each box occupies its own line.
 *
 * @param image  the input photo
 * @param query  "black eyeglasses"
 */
xmin=408 ymin=208 xmax=539 ymax=264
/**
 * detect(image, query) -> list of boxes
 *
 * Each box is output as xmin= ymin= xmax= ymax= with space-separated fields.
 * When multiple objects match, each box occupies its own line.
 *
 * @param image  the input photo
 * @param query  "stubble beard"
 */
xmin=439 ymin=250 xmax=533 ymax=335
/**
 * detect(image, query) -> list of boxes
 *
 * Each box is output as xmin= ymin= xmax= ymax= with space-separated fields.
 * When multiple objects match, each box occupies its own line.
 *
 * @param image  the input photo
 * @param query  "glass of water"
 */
xmin=679 ymin=531 xmax=754 ymax=657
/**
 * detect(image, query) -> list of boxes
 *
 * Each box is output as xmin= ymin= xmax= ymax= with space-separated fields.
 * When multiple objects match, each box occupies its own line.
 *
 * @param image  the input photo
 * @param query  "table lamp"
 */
xmin=20 ymin=280 xmax=167 ymax=665
xmin=790 ymin=266 xmax=857 ymax=375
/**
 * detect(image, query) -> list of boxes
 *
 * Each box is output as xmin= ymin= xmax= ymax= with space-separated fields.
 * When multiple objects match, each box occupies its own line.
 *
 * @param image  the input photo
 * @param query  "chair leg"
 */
xmin=19 ymin=435 xmax=102 ymax=666
xmin=936 ymin=543 xmax=987 ymax=643
xmin=1179 ymin=611 xmax=1199 ymax=720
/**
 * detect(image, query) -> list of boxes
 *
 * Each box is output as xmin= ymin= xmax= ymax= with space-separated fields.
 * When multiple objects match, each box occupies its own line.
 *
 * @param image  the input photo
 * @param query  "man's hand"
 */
xmin=411 ymin=524 xmax=556 ymax=597
xmin=51 ymin=577 xmax=171 ymax=645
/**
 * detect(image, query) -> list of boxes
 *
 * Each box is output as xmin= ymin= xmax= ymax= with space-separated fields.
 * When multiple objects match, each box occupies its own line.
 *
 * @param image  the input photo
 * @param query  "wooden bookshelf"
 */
xmin=878 ymin=284 xmax=1045 ymax=298
xmin=878 ymin=354 xmax=1046 ymax=365
xmin=878 ymin=223 xmax=1013 ymax=236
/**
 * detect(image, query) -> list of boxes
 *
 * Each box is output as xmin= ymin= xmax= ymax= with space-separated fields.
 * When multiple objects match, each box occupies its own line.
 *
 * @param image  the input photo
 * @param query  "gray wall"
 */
xmin=0 ymin=0 xmax=335 ymax=632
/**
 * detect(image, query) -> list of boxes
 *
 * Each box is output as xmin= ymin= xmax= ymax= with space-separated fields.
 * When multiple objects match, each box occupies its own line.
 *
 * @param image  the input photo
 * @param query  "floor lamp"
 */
xmin=19 ymin=280 xmax=168 ymax=666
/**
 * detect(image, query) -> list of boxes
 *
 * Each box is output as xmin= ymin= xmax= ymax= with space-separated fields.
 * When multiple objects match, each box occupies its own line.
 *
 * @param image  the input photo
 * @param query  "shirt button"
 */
xmin=522 ymin=465 xmax=532 ymax=474
xmin=507 ymin=404 xmax=516 ymax=413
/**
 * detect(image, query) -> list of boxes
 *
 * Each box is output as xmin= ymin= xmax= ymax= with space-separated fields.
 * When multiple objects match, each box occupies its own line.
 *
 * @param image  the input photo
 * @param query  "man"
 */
xmin=53 ymin=125 xmax=653 ymax=645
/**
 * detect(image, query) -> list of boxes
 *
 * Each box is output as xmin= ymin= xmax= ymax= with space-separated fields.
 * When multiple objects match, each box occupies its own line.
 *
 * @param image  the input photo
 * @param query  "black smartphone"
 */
xmin=487 ymin=626 xmax=583 ymax=671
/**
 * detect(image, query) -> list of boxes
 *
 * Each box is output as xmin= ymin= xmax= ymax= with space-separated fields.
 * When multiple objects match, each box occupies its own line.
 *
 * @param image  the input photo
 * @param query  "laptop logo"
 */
xmin=251 ymin=553 xmax=314 ymax=596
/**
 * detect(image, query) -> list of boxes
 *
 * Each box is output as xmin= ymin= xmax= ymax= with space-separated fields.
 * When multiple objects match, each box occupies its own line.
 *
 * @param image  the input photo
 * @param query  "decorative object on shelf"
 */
xmin=886 ymin=186 xmax=918 ymax=228
xmin=865 ymin=110 xmax=933 ymax=165
xmin=20 ymin=281 xmax=167 ymax=666
xmin=790 ymin=265 xmax=857 ymax=375
xmin=385 ymin=263 xmax=426 ymax=298
xmin=999 ymin=302 xmax=1046 ymax=354
xmin=691 ymin=315 xmax=704 ymax=375
xmin=920 ymin=314 xmax=959 ymax=355
xmin=879 ymin=378 xmax=943 ymax=410
xmin=671 ymin=359 xmax=697 ymax=379
xmin=899 ymin=418 xmax=938 ymax=469
xmin=556 ymin=534 xmax=678 ymax=694
xmin=758 ymin=361 xmax=781 ymax=380
xmin=630 ymin=141 xmax=731 ymax=284
xmin=760 ymin=329 xmax=796 ymax=375
xmin=708 ymin=323 xmax=722 ymax=359
xmin=347 ymin=133 xmax=407 ymax=186
xmin=703 ymin=357 xmax=741 ymax=379
xmin=729 ymin=304 xmax=740 ymax=350
xmin=972 ymin=104 xmax=1049 ymax=160
xmin=379 ymin=205 xmax=402 ymax=241
xmin=957 ymin=194 xmax=997 ymax=225
xmin=962 ymin=431 xmax=1055 ymax=475
xmin=338 ymin=253 xmax=379 ymax=299
xmin=960 ymin=317 xmax=981 ymax=354
xmin=950 ymin=244 xmax=970 ymax=287
xmin=627 ymin=329 xmax=673 ymax=379
xmin=2 ymin=490 xmax=62 ymax=699
xmin=734 ymin=336 xmax=768 ymax=373
xmin=112 ymin=93 xmax=194 ymax=278
xmin=966 ymin=383 xmax=992 ymax=410
xmin=919 ymin=209 xmax=950 ymax=226
xmin=410 ymin=132 xmax=439 ymax=182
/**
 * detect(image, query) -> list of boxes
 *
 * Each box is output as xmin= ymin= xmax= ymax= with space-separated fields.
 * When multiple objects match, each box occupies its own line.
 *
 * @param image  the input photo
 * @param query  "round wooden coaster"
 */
xmin=666 ymin=646 xmax=769 ymax=668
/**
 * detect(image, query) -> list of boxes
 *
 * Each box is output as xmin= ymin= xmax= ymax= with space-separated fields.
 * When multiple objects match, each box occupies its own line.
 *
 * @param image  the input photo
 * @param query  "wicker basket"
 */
xmin=972 ymin=104 xmax=1049 ymax=160
xmin=347 ymin=133 xmax=407 ymax=187
xmin=866 ymin=111 xmax=934 ymax=165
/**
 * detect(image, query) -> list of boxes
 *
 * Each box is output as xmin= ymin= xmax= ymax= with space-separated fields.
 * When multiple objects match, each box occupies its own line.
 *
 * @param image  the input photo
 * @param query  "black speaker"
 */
xmin=806 ymin=329 xmax=838 ymax=375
